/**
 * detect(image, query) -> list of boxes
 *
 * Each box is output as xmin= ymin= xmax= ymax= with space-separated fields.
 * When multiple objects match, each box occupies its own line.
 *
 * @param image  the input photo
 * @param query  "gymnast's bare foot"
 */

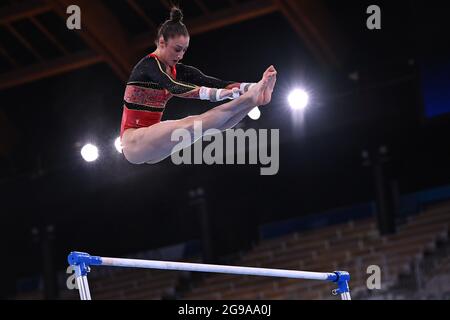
xmin=263 ymin=66 xmax=277 ymax=103
xmin=247 ymin=66 xmax=277 ymax=106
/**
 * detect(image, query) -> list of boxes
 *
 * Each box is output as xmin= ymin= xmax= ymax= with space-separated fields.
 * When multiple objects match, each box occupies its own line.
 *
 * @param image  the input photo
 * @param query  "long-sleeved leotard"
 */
xmin=120 ymin=53 xmax=252 ymax=138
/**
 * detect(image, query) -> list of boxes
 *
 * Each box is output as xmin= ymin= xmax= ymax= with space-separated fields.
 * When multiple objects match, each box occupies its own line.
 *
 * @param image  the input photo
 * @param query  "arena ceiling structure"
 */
xmin=0 ymin=0 xmax=344 ymax=90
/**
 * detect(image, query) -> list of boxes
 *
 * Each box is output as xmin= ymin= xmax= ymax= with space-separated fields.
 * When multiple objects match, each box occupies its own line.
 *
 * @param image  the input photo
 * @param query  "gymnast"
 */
xmin=120 ymin=6 xmax=277 ymax=164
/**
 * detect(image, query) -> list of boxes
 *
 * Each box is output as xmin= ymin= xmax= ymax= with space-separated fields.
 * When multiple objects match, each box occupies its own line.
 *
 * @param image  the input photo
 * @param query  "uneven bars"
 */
xmin=68 ymin=251 xmax=351 ymax=300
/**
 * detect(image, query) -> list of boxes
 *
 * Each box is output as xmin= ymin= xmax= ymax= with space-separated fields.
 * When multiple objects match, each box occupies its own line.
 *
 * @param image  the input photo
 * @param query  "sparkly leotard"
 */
xmin=120 ymin=53 xmax=243 ymax=138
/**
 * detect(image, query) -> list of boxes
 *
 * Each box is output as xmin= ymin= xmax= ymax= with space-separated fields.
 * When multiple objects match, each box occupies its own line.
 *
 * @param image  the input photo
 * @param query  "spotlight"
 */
xmin=288 ymin=89 xmax=309 ymax=110
xmin=114 ymin=137 xmax=123 ymax=153
xmin=248 ymin=106 xmax=261 ymax=120
xmin=81 ymin=144 xmax=99 ymax=162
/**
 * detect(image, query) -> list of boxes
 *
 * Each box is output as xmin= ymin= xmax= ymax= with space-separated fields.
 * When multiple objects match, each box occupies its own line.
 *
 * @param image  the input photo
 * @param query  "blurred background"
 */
xmin=1 ymin=0 xmax=450 ymax=300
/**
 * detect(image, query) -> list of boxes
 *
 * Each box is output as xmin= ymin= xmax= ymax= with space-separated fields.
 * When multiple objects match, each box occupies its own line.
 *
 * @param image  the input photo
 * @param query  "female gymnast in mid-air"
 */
xmin=120 ymin=7 xmax=277 ymax=164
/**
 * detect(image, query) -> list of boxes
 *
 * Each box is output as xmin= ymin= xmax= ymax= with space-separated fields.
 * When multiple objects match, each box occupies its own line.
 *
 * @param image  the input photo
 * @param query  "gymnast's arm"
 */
xmin=176 ymin=63 xmax=256 ymax=97
xmin=134 ymin=56 xmax=233 ymax=102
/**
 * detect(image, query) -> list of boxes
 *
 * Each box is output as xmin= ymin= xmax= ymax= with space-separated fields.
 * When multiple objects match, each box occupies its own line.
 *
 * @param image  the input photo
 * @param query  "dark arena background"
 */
xmin=1 ymin=0 xmax=450 ymax=300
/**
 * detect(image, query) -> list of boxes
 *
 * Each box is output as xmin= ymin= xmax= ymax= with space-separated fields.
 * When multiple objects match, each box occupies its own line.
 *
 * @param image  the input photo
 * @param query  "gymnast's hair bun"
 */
xmin=170 ymin=7 xmax=183 ymax=23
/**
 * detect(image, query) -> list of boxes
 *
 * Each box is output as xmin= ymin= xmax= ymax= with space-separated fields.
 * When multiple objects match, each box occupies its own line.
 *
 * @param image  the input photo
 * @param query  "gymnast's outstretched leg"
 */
xmin=121 ymin=67 xmax=277 ymax=164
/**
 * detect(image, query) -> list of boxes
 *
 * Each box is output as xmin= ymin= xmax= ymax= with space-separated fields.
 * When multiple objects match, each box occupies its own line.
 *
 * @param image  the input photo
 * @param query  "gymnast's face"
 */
xmin=159 ymin=35 xmax=190 ymax=67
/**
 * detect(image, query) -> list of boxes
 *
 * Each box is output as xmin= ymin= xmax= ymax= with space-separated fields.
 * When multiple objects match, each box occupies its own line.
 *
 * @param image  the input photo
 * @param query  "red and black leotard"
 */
xmin=120 ymin=53 xmax=245 ymax=138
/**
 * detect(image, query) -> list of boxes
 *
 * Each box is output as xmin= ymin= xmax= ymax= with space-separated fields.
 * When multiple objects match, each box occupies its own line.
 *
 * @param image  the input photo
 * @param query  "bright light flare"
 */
xmin=81 ymin=144 xmax=99 ymax=162
xmin=288 ymin=89 xmax=309 ymax=110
